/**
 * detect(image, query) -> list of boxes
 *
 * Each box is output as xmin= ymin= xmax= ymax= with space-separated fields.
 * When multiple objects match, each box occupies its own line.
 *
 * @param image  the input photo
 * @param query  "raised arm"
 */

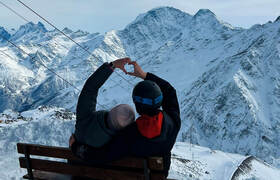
xmin=145 ymin=73 xmax=179 ymax=114
xmin=76 ymin=58 xmax=132 ymax=121
xmin=76 ymin=62 xmax=113 ymax=121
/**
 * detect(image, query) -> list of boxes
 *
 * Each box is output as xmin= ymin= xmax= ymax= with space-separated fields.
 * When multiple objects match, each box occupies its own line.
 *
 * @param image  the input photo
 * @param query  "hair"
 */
xmin=107 ymin=104 xmax=135 ymax=130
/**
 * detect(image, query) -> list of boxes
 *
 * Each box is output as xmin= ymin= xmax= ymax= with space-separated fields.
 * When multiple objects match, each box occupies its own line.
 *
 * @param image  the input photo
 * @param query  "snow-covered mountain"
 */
xmin=1 ymin=6 xmax=280 ymax=177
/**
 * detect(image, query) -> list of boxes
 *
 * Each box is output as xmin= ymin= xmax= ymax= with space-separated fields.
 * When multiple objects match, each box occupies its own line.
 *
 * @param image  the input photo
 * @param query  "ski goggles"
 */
xmin=133 ymin=94 xmax=163 ymax=106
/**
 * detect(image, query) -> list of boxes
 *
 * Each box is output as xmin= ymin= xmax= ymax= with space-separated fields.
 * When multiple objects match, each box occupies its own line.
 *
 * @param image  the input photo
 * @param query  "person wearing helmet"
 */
xmin=70 ymin=60 xmax=181 ymax=177
xmin=69 ymin=58 xmax=135 ymax=149
xmin=127 ymin=61 xmax=181 ymax=176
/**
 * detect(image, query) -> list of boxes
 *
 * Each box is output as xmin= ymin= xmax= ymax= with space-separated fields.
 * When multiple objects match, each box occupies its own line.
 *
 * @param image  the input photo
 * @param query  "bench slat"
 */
xmin=22 ymin=171 xmax=168 ymax=180
xmin=23 ymin=170 xmax=72 ymax=180
xmin=17 ymin=143 xmax=164 ymax=171
xmin=19 ymin=157 xmax=146 ymax=180
xmin=17 ymin=143 xmax=78 ymax=160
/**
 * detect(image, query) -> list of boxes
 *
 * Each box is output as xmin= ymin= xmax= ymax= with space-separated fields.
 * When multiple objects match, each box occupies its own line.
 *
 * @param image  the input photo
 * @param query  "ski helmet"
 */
xmin=132 ymin=80 xmax=163 ymax=114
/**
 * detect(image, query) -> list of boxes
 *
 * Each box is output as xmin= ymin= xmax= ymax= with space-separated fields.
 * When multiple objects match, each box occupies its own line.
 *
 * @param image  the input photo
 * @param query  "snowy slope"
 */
xmin=1 ymin=107 xmax=279 ymax=180
xmin=178 ymin=18 xmax=280 ymax=167
xmin=1 ymin=6 xmax=280 ymax=175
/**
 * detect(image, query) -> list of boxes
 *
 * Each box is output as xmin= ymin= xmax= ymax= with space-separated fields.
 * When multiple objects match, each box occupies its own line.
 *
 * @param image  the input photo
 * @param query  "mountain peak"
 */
xmin=62 ymin=27 xmax=73 ymax=34
xmin=18 ymin=22 xmax=47 ymax=33
xmin=37 ymin=22 xmax=46 ymax=30
xmin=0 ymin=27 xmax=11 ymax=42
xmin=11 ymin=22 xmax=47 ymax=40
xmin=125 ymin=6 xmax=191 ymax=30
xmin=148 ymin=6 xmax=182 ymax=13
xmin=194 ymin=9 xmax=217 ymax=19
xmin=191 ymin=8 xmax=231 ymax=29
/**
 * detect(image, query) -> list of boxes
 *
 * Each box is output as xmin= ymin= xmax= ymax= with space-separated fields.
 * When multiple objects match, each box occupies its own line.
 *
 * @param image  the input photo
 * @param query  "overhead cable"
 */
xmin=0 ymin=0 xmax=129 ymax=91
xmin=16 ymin=0 xmax=134 ymax=86
xmin=0 ymin=34 xmax=109 ymax=109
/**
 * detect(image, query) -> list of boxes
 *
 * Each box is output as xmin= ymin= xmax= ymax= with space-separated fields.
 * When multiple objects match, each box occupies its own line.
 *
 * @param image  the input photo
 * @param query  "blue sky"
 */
xmin=0 ymin=0 xmax=279 ymax=33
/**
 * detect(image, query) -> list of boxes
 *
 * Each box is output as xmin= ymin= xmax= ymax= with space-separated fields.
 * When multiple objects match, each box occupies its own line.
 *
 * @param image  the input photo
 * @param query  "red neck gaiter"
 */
xmin=136 ymin=112 xmax=163 ymax=139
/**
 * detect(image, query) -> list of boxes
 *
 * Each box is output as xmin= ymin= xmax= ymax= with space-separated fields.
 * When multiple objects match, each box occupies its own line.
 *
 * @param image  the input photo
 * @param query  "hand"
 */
xmin=69 ymin=134 xmax=75 ymax=148
xmin=127 ymin=61 xmax=147 ymax=79
xmin=112 ymin=57 xmax=131 ymax=74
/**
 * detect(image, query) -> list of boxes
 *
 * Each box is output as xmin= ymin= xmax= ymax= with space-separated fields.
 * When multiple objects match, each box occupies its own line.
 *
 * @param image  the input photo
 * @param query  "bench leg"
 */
xmin=24 ymin=145 xmax=34 ymax=180
xmin=143 ymin=159 xmax=150 ymax=180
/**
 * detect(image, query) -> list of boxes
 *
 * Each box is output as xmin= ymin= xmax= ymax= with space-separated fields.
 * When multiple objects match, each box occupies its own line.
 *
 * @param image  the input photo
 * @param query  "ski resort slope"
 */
xmin=1 ymin=107 xmax=280 ymax=180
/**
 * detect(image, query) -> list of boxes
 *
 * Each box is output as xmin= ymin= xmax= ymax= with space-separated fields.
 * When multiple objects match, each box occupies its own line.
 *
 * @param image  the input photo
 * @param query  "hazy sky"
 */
xmin=0 ymin=0 xmax=279 ymax=34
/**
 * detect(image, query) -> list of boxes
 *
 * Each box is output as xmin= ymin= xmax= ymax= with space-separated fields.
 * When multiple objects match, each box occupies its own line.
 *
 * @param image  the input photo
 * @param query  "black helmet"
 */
xmin=132 ymin=80 xmax=162 ymax=115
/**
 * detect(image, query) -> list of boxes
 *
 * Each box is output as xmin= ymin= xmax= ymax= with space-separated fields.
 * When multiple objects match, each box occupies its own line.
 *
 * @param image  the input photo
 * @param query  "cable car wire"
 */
xmin=0 ymin=34 xmax=109 ymax=109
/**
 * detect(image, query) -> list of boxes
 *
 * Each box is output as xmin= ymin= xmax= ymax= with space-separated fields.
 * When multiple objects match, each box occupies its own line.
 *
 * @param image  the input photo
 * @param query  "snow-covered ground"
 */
xmin=170 ymin=143 xmax=280 ymax=180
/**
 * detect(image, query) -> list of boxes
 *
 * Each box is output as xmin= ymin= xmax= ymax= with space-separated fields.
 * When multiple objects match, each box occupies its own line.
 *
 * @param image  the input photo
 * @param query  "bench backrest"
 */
xmin=17 ymin=143 xmax=166 ymax=180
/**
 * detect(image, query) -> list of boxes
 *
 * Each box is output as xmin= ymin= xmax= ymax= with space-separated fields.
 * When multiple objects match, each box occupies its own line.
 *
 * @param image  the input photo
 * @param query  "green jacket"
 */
xmin=74 ymin=63 xmax=115 ymax=147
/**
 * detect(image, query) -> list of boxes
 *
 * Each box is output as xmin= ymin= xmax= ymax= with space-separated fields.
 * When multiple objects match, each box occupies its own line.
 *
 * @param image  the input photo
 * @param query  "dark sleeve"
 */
xmin=76 ymin=63 xmax=113 ymax=121
xmin=145 ymin=73 xmax=181 ymax=129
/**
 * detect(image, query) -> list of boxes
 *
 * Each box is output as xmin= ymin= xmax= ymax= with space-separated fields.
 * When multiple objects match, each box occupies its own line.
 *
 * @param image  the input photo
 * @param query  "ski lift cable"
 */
xmin=0 ymin=48 xmax=109 ymax=110
xmin=0 ymin=36 xmax=109 ymax=110
xmin=0 ymin=1 xmax=29 ymax=22
xmin=0 ymin=34 xmax=109 ymax=110
xmin=0 ymin=48 xmax=15 ymax=60
xmin=0 ymin=0 xmax=75 ymax=58
xmin=0 ymin=0 xmax=130 ymax=92
xmin=0 ymin=0 xmax=90 ymax=59
xmin=0 ymin=49 xmax=43 ymax=85
xmin=15 ymin=0 xmax=134 ymax=87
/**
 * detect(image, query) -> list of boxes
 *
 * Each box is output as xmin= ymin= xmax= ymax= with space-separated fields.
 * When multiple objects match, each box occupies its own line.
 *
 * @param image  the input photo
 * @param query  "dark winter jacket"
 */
xmin=71 ymin=72 xmax=181 ymax=176
xmin=74 ymin=62 xmax=115 ymax=148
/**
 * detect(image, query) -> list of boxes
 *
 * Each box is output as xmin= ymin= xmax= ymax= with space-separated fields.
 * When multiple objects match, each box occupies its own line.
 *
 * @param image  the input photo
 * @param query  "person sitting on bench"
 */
xmin=70 ymin=58 xmax=136 ymax=150
xmin=70 ymin=60 xmax=181 ymax=177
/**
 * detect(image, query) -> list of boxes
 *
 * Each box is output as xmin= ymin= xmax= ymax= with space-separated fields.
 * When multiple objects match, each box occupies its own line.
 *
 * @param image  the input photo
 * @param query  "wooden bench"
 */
xmin=17 ymin=143 xmax=170 ymax=180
